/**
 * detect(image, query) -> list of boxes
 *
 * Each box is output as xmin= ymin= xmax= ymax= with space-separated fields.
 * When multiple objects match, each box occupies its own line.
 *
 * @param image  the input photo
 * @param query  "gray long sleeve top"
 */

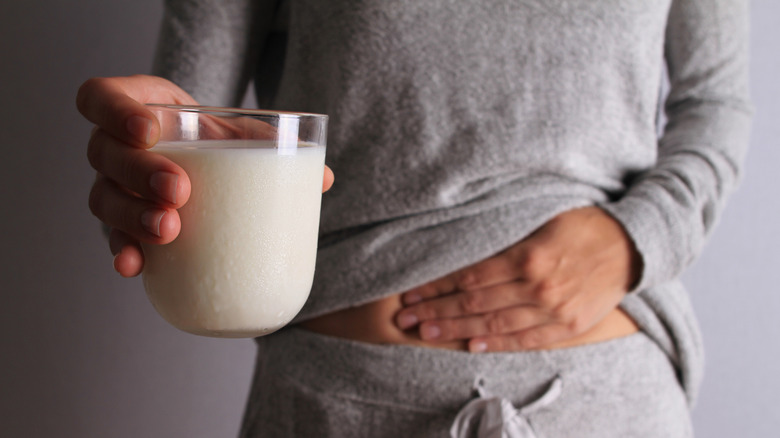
xmin=153 ymin=0 xmax=752 ymax=405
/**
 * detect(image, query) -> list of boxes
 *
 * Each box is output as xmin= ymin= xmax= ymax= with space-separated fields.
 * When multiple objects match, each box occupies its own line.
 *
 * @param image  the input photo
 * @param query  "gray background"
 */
xmin=1 ymin=1 xmax=777 ymax=437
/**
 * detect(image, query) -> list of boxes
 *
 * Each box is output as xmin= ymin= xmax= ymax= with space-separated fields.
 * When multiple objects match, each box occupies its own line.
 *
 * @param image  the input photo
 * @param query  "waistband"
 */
xmin=257 ymin=326 xmax=651 ymax=411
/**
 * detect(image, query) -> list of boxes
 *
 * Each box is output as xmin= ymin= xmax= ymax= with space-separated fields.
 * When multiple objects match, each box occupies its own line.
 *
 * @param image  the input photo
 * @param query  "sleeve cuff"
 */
xmin=599 ymin=191 xmax=691 ymax=293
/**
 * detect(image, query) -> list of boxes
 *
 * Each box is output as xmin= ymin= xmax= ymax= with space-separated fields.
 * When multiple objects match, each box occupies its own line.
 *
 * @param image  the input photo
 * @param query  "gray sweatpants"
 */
xmin=239 ymin=327 xmax=692 ymax=437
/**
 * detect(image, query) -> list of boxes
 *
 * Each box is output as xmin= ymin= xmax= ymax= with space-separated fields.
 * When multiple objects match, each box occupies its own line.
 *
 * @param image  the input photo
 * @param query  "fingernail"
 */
xmin=470 ymin=340 xmax=487 ymax=353
xmin=403 ymin=293 xmax=422 ymax=305
xmin=141 ymin=209 xmax=166 ymax=237
xmin=113 ymin=252 xmax=122 ymax=273
xmin=420 ymin=323 xmax=441 ymax=340
xmin=127 ymin=116 xmax=153 ymax=144
xmin=397 ymin=313 xmax=418 ymax=329
xmin=149 ymin=171 xmax=179 ymax=204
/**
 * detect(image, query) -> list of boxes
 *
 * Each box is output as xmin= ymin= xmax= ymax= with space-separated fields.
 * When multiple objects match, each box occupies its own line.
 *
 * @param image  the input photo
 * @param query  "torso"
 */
xmin=282 ymin=0 xmax=672 ymax=324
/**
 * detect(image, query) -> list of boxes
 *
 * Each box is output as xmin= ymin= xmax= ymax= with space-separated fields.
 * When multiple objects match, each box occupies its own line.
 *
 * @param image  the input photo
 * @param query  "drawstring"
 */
xmin=450 ymin=376 xmax=563 ymax=438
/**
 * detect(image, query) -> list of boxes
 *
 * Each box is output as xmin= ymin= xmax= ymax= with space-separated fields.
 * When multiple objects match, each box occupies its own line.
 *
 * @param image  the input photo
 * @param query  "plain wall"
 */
xmin=1 ymin=1 xmax=777 ymax=437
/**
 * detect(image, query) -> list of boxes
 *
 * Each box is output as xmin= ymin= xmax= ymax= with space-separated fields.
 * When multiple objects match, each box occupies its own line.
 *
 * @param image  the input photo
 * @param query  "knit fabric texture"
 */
xmin=153 ymin=0 xmax=752 ymax=406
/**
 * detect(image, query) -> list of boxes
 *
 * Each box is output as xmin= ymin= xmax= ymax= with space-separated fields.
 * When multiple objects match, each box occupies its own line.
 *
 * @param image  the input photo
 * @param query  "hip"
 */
xmin=241 ymin=324 xmax=691 ymax=438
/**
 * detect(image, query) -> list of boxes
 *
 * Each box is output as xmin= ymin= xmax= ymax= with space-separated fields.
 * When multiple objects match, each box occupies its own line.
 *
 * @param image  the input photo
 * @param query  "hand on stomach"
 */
xmin=299 ymin=207 xmax=642 ymax=352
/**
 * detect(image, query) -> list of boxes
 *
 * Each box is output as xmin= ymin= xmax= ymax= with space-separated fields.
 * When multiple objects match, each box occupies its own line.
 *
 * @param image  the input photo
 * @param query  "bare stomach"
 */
xmin=297 ymin=293 xmax=639 ymax=351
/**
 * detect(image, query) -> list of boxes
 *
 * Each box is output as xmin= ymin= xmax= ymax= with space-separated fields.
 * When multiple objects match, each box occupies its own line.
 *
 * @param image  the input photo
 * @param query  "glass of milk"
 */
xmin=140 ymin=104 xmax=327 ymax=338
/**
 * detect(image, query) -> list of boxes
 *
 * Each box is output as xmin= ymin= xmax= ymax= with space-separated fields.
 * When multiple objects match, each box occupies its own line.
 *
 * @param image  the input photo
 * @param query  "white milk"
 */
xmin=141 ymin=140 xmax=325 ymax=337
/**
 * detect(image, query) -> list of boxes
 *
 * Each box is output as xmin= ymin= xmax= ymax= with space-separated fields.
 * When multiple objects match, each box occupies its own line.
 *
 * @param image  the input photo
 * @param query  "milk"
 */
xmin=141 ymin=140 xmax=325 ymax=337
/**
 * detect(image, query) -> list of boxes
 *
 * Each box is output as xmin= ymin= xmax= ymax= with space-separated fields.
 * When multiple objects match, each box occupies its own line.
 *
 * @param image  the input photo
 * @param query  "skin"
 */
xmin=77 ymin=75 xmax=334 ymax=278
xmin=79 ymin=75 xmax=639 ymax=352
xmin=393 ymin=206 xmax=643 ymax=352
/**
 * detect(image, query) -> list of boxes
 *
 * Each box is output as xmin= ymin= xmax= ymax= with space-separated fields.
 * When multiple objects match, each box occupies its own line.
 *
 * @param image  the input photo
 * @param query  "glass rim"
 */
xmin=146 ymin=103 xmax=328 ymax=120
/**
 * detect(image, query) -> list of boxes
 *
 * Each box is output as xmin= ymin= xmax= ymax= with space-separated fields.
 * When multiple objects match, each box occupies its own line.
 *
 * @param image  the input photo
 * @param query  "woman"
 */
xmin=78 ymin=0 xmax=752 ymax=436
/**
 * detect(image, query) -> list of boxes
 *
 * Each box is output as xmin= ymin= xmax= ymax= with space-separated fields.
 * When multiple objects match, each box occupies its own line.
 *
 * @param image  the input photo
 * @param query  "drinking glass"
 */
xmin=141 ymin=104 xmax=327 ymax=338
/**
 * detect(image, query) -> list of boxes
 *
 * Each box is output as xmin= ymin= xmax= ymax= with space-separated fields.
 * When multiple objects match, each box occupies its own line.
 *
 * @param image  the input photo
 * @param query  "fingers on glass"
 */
xmin=90 ymin=175 xmax=180 ymax=244
xmin=87 ymin=128 xmax=189 ymax=206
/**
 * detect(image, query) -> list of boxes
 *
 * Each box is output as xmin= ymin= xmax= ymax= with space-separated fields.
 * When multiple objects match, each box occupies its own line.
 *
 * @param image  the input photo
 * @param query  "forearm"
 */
xmin=601 ymin=0 xmax=752 ymax=291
